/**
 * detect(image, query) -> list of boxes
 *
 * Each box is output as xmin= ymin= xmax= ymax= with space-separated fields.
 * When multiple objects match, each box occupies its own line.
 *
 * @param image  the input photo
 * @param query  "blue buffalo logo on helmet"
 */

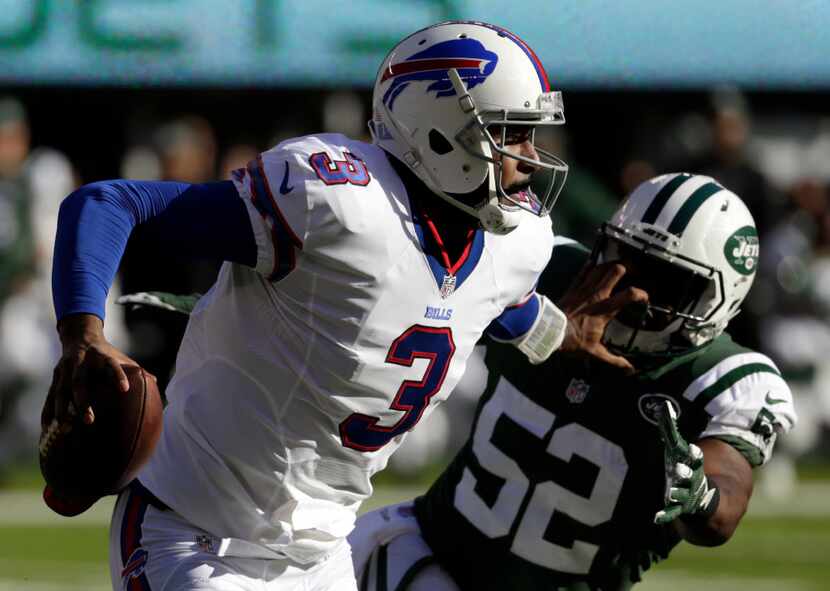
xmin=381 ymin=38 xmax=499 ymax=109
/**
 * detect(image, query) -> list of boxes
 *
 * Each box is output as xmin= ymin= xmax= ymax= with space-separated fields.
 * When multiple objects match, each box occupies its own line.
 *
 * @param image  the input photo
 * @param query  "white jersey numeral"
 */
xmin=454 ymin=377 xmax=628 ymax=574
xmin=455 ymin=379 xmax=554 ymax=538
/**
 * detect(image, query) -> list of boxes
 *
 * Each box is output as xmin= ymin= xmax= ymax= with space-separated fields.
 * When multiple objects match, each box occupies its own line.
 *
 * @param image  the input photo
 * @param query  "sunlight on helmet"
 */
xmin=369 ymin=21 xmax=568 ymax=234
xmin=597 ymin=173 xmax=758 ymax=356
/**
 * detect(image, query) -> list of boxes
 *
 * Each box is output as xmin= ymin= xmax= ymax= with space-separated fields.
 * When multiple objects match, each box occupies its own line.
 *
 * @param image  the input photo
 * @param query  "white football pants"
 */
xmin=109 ymin=483 xmax=358 ymax=591
xmin=348 ymin=501 xmax=459 ymax=591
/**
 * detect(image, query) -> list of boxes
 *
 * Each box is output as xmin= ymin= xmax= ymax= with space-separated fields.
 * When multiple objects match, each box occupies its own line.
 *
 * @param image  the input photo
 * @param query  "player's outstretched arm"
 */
xmin=556 ymin=262 xmax=648 ymax=373
xmin=53 ymin=180 xmax=255 ymax=320
xmin=670 ymin=437 xmax=753 ymax=546
xmin=49 ymin=179 xmax=256 ymax=427
xmin=654 ymin=401 xmax=753 ymax=546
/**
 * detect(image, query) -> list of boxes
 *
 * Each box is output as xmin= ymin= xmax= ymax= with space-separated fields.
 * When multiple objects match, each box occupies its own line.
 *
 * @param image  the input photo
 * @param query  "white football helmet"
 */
xmin=369 ymin=21 xmax=568 ymax=234
xmin=597 ymin=173 xmax=759 ymax=355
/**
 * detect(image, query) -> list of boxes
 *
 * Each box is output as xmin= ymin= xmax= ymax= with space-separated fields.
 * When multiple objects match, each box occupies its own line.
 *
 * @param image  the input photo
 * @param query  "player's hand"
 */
xmin=557 ymin=262 xmax=648 ymax=373
xmin=42 ymin=313 xmax=140 ymax=429
xmin=654 ymin=401 xmax=718 ymax=524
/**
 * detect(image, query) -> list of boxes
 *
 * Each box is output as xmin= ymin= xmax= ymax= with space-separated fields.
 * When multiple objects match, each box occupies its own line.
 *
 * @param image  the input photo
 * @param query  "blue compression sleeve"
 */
xmin=52 ymin=180 xmax=256 ymax=321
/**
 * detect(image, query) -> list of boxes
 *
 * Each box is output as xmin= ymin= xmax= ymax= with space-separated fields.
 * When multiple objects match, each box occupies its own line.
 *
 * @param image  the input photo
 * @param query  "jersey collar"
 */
xmin=410 ymin=199 xmax=485 ymax=296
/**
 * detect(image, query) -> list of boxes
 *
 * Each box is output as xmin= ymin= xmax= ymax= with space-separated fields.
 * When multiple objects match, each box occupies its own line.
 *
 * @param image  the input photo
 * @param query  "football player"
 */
xmin=350 ymin=173 xmax=798 ymax=591
xmin=42 ymin=21 xmax=644 ymax=591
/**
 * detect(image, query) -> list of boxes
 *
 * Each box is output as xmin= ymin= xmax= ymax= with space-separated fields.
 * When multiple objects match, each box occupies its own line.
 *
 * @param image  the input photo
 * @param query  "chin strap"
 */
xmin=477 ymin=202 xmax=520 ymax=234
xmin=515 ymin=295 xmax=568 ymax=364
xmin=476 ymin=165 xmax=522 ymax=234
xmin=477 ymin=204 xmax=522 ymax=236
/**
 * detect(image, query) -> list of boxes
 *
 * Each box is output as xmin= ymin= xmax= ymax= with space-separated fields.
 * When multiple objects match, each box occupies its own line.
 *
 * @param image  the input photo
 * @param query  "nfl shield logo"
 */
xmin=565 ymin=378 xmax=590 ymax=404
xmin=440 ymin=274 xmax=457 ymax=299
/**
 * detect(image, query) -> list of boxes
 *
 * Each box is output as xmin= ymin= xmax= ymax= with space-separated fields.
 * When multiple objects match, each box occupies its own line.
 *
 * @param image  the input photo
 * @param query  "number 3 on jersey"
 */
xmin=310 ymin=151 xmax=370 ymax=186
xmin=340 ymin=325 xmax=455 ymax=452
xmin=454 ymin=377 xmax=628 ymax=574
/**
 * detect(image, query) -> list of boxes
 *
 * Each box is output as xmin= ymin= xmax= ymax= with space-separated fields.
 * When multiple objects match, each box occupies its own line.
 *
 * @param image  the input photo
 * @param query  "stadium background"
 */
xmin=0 ymin=1 xmax=828 ymax=589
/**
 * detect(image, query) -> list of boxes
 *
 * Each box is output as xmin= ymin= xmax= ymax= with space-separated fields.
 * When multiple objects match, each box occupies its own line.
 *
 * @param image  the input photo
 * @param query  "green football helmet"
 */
xmin=596 ymin=173 xmax=758 ymax=355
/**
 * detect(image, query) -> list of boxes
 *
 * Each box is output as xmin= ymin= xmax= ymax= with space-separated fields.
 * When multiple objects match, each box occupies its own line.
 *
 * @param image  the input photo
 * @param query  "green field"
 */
xmin=1 ymin=484 xmax=828 ymax=590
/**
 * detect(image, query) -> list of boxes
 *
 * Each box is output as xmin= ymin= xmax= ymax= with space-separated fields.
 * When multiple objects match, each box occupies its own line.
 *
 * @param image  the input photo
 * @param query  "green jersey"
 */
xmin=414 ymin=242 xmax=796 ymax=591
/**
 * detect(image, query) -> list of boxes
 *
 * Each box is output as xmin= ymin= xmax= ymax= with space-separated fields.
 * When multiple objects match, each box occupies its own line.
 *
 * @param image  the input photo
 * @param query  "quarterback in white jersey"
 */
xmin=44 ymin=21 xmax=643 ymax=591
xmin=137 ymin=131 xmax=553 ymax=565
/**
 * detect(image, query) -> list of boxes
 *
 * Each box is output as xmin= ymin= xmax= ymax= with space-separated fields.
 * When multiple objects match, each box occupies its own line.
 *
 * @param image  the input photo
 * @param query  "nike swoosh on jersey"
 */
xmin=765 ymin=392 xmax=787 ymax=405
xmin=279 ymin=161 xmax=294 ymax=195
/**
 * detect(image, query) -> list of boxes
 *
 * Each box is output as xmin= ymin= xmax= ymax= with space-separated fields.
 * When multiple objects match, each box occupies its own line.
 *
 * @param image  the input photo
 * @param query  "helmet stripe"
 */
xmin=641 ymin=173 xmax=693 ymax=225
xmin=499 ymin=28 xmax=551 ymax=92
xmin=475 ymin=22 xmax=550 ymax=91
xmin=666 ymin=182 xmax=723 ymax=235
xmin=392 ymin=21 xmax=551 ymax=92
xmin=381 ymin=58 xmax=488 ymax=82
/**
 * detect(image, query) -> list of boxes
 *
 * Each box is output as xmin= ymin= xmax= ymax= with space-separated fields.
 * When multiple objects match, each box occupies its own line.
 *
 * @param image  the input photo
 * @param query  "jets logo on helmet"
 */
xmin=598 ymin=173 xmax=758 ymax=355
xmin=370 ymin=21 xmax=568 ymax=234
xmin=724 ymin=226 xmax=759 ymax=275
xmin=381 ymin=38 xmax=499 ymax=109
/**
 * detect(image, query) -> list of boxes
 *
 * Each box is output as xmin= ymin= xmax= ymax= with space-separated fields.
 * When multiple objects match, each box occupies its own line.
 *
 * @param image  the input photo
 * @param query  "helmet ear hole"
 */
xmin=428 ymin=129 xmax=454 ymax=155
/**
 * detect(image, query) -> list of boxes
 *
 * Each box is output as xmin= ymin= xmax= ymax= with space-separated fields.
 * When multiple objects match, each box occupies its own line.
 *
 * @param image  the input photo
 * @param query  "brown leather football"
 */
xmin=39 ymin=365 xmax=162 ymax=516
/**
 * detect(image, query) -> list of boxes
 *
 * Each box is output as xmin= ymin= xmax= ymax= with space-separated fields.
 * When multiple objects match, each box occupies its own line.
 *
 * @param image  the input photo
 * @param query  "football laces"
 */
xmin=38 ymin=419 xmax=73 ymax=457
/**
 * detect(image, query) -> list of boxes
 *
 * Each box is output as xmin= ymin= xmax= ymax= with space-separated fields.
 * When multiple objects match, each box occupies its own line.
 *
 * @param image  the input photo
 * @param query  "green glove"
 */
xmin=654 ymin=401 xmax=718 ymax=524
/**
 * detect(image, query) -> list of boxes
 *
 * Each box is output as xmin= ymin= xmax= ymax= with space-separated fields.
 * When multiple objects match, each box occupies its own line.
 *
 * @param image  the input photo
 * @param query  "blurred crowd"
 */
xmin=0 ymin=88 xmax=828 ymax=490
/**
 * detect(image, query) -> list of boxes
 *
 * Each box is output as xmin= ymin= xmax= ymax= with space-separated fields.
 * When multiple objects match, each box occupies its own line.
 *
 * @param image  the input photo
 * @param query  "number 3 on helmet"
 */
xmin=369 ymin=20 xmax=568 ymax=234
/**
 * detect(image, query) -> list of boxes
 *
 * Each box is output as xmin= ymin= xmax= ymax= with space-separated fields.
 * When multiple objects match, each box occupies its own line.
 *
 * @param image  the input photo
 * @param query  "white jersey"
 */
xmin=139 ymin=134 xmax=553 ymax=564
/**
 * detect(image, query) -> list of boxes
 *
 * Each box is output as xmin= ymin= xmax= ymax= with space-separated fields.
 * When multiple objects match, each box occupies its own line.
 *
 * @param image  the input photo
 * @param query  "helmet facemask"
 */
xmin=595 ymin=223 xmax=726 ymax=356
xmin=370 ymin=21 xmax=570 ymax=234
xmin=369 ymin=56 xmax=568 ymax=234
xmin=447 ymin=68 xmax=568 ymax=232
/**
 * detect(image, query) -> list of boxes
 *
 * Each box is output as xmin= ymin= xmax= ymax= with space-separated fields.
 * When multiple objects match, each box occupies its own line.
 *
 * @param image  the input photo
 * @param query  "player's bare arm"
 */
xmin=556 ymin=261 xmax=649 ymax=372
xmin=351 ymin=173 xmax=797 ymax=590
xmin=655 ymin=400 xmax=754 ymax=546
xmin=491 ymin=137 xmax=650 ymax=371
xmin=673 ymin=437 xmax=754 ymax=546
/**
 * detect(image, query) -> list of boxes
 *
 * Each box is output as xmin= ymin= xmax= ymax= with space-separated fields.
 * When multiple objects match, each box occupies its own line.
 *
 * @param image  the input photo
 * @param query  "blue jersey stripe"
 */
xmin=411 ymin=201 xmax=484 ymax=295
xmin=486 ymin=293 xmax=540 ymax=341
xmin=247 ymin=158 xmax=301 ymax=281
xmin=453 ymin=229 xmax=485 ymax=286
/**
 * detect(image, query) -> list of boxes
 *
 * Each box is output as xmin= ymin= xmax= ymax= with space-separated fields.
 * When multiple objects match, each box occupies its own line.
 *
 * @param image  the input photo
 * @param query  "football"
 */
xmin=39 ymin=365 xmax=163 ymax=515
